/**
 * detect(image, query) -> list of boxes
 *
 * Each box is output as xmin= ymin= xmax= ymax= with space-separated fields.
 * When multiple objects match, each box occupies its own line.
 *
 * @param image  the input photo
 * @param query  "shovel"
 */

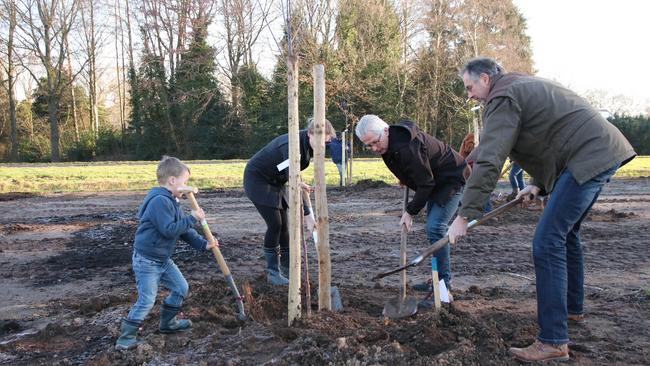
xmin=180 ymin=187 xmax=247 ymax=321
xmin=382 ymin=187 xmax=418 ymax=318
xmin=374 ymin=196 xmax=524 ymax=281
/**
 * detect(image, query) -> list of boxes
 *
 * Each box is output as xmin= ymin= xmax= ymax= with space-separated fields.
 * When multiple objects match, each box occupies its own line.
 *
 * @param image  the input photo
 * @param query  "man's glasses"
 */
xmin=364 ymin=131 xmax=383 ymax=149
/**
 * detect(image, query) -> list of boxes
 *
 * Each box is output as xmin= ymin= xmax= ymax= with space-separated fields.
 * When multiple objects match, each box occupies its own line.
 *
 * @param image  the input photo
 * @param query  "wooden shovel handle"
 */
xmin=374 ymin=196 xmax=524 ymax=280
xmin=186 ymin=192 xmax=231 ymax=276
xmin=400 ymin=187 xmax=408 ymax=300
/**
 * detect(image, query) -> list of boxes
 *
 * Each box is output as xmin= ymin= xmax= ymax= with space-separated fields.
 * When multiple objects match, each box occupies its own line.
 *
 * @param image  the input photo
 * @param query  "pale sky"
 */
xmin=512 ymin=0 xmax=649 ymax=102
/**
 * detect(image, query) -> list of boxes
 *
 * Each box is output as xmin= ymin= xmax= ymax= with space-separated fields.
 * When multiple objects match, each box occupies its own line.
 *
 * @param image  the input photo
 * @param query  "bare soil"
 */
xmin=0 ymin=177 xmax=649 ymax=365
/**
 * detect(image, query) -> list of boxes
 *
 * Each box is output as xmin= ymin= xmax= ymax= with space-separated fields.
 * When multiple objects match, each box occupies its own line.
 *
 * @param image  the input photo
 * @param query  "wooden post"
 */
xmin=287 ymin=54 xmax=302 ymax=325
xmin=313 ymin=64 xmax=332 ymax=311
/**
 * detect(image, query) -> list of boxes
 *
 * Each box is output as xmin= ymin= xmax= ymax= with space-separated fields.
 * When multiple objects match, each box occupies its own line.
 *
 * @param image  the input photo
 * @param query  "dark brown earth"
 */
xmin=1 ymin=177 xmax=649 ymax=365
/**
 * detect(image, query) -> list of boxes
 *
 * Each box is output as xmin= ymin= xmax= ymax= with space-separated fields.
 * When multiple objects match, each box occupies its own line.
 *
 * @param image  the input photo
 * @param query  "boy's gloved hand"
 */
xmin=191 ymin=208 xmax=205 ymax=222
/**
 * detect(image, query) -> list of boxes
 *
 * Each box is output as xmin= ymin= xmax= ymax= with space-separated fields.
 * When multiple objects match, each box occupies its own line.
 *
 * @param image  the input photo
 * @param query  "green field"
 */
xmin=1 ymin=156 xmax=648 ymax=194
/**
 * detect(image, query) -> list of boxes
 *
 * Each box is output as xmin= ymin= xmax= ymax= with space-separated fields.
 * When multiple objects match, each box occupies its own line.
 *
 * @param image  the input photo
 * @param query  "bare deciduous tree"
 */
xmin=15 ymin=0 xmax=79 ymax=161
xmin=216 ymin=0 xmax=273 ymax=113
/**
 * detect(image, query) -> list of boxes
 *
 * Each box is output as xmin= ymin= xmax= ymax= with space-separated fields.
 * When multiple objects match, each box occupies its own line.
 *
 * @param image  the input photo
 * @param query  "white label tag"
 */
xmin=439 ymin=279 xmax=450 ymax=303
xmin=276 ymin=158 xmax=290 ymax=171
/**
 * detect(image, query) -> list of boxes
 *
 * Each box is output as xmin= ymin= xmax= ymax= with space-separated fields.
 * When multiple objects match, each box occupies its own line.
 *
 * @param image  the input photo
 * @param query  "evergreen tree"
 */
xmin=335 ymin=0 xmax=403 ymax=122
xmin=172 ymin=19 xmax=227 ymax=158
xmin=137 ymin=51 xmax=174 ymax=159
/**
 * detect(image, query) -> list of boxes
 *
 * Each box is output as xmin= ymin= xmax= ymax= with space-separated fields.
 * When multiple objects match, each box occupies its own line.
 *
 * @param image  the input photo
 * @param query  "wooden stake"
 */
xmin=313 ymin=64 xmax=332 ymax=311
xmin=287 ymin=54 xmax=301 ymax=325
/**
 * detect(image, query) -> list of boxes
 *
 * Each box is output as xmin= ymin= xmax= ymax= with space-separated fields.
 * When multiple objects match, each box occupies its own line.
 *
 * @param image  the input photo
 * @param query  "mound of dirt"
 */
xmin=587 ymin=208 xmax=637 ymax=222
xmin=348 ymin=179 xmax=393 ymax=191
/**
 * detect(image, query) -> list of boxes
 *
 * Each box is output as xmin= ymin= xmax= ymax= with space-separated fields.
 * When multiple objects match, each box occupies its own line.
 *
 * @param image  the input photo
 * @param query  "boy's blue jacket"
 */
xmin=134 ymin=187 xmax=208 ymax=261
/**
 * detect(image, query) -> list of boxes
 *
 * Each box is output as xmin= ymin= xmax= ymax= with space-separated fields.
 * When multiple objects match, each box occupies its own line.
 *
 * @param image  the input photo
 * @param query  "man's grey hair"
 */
xmin=355 ymin=114 xmax=388 ymax=138
xmin=460 ymin=57 xmax=505 ymax=81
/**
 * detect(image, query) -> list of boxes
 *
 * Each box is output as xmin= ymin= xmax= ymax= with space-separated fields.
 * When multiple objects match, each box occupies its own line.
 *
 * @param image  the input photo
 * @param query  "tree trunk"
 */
xmin=48 ymin=95 xmax=60 ymax=162
xmin=89 ymin=0 xmax=99 ymax=139
xmin=7 ymin=1 xmax=18 ymax=161
xmin=124 ymin=0 xmax=140 ymax=154
xmin=65 ymin=34 xmax=80 ymax=143
xmin=114 ymin=0 xmax=124 ymax=143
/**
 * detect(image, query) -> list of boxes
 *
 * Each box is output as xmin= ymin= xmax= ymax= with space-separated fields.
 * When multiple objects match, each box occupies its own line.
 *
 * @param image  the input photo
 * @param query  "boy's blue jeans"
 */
xmin=127 ymin=251 xmax=189 ymax=322
xmin=426 ymin=190 xmax=463 ymax=288
xmin=533 ymin=165 xmax=617 ymax=344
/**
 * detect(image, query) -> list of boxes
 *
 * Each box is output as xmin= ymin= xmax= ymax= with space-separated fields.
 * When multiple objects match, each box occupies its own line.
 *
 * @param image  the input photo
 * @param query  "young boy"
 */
xmin=116 ymin=156 xmax=216 ymax=350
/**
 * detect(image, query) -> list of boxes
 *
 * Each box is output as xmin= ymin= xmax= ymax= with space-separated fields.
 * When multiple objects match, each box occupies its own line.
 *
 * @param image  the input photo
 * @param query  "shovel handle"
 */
xmin=186 ymin=192 xmax=247 ymax=320
xmin=400 ymin=187 xmax=409 ymax=300
xmin=186 ymin=192 xmax=231 ymax=277
xmin=373 ymin=196 xmax=524 ymax=280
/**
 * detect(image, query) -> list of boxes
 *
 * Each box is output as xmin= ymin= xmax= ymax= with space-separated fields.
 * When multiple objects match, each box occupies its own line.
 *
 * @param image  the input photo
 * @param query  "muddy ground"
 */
xmin=0 ymin=177 xmax=649 ymax=365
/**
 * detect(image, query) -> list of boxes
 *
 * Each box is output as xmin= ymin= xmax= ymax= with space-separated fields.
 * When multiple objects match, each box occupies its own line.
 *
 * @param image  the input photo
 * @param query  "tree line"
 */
xmin=0 ymin=0 xmax=643 ymax=163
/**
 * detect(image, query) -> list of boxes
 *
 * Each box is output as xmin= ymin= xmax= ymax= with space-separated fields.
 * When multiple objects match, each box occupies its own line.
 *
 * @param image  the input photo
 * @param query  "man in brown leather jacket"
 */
xmin=447 ymin=57 xmax=636 ymax=362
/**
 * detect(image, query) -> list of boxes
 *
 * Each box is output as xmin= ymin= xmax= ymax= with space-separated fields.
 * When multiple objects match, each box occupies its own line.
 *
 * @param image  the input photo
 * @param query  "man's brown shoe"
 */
xmin=568 ymin=313 xmax=584 ymax=323
xmin=509 ymin=340 xmax=569 ymax=362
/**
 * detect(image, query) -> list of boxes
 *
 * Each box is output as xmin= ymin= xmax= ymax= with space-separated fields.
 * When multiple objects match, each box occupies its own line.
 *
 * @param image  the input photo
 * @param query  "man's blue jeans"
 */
xmin=509 ymin=162 xmax=525 ymax=191
xmin=127 ymin=251 xmax=189 ymax=322
xmin=426 ymin=190 xmax=463 ymax=288
xmin=533 ymin=165 xmax=617 ymax=344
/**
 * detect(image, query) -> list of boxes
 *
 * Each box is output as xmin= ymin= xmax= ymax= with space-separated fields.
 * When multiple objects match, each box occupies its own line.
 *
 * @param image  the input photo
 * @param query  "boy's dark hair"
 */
xmin=157 ymin=156 xmax=190 ymax=184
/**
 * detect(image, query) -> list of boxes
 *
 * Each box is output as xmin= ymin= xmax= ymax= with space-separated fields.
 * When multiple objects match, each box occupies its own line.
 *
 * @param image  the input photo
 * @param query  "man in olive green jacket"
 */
xmin=448 ymin=57 xmax=636 ymax=362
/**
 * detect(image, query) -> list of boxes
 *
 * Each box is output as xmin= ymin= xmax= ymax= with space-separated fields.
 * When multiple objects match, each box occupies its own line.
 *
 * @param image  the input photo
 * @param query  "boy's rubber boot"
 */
xmin=280 ymin=246 xmax=290 ymax=279
xmin=159 ymin=304 xmax=192 ymax=333
xmin=264 ymin=247 xmax=289 ymax=285
xmin=115 ymin=318 xmax=142 ymax=350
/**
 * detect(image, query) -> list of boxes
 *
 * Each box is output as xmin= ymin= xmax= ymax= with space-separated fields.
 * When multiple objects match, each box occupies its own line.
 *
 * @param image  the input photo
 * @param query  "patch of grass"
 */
xmin=1 ymin=155 xmax=648 ymax=194
xmin=0 ymin=159 xmax=395 ymax=193
xmin=614 ymin=155 xmax=650 ymax=177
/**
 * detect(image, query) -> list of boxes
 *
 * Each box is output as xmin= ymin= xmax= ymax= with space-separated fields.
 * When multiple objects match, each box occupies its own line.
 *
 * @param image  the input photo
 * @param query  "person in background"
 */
xmin=508 ymin=161 xmax=526 ymax=201
xmin=326 ymin=135 xmax=344 ymax=185
xmin=460 ymin=132 xmax=492 ymax=212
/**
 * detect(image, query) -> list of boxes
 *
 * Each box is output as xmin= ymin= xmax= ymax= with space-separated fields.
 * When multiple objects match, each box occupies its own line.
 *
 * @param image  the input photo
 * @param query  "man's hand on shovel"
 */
xmin=399 ymin=211 xmax=413 ymax=232
xmin=447 ymin=215 xmax=468 ymax=244
xmin=517 ymin=185 xmax=541 ymax=202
